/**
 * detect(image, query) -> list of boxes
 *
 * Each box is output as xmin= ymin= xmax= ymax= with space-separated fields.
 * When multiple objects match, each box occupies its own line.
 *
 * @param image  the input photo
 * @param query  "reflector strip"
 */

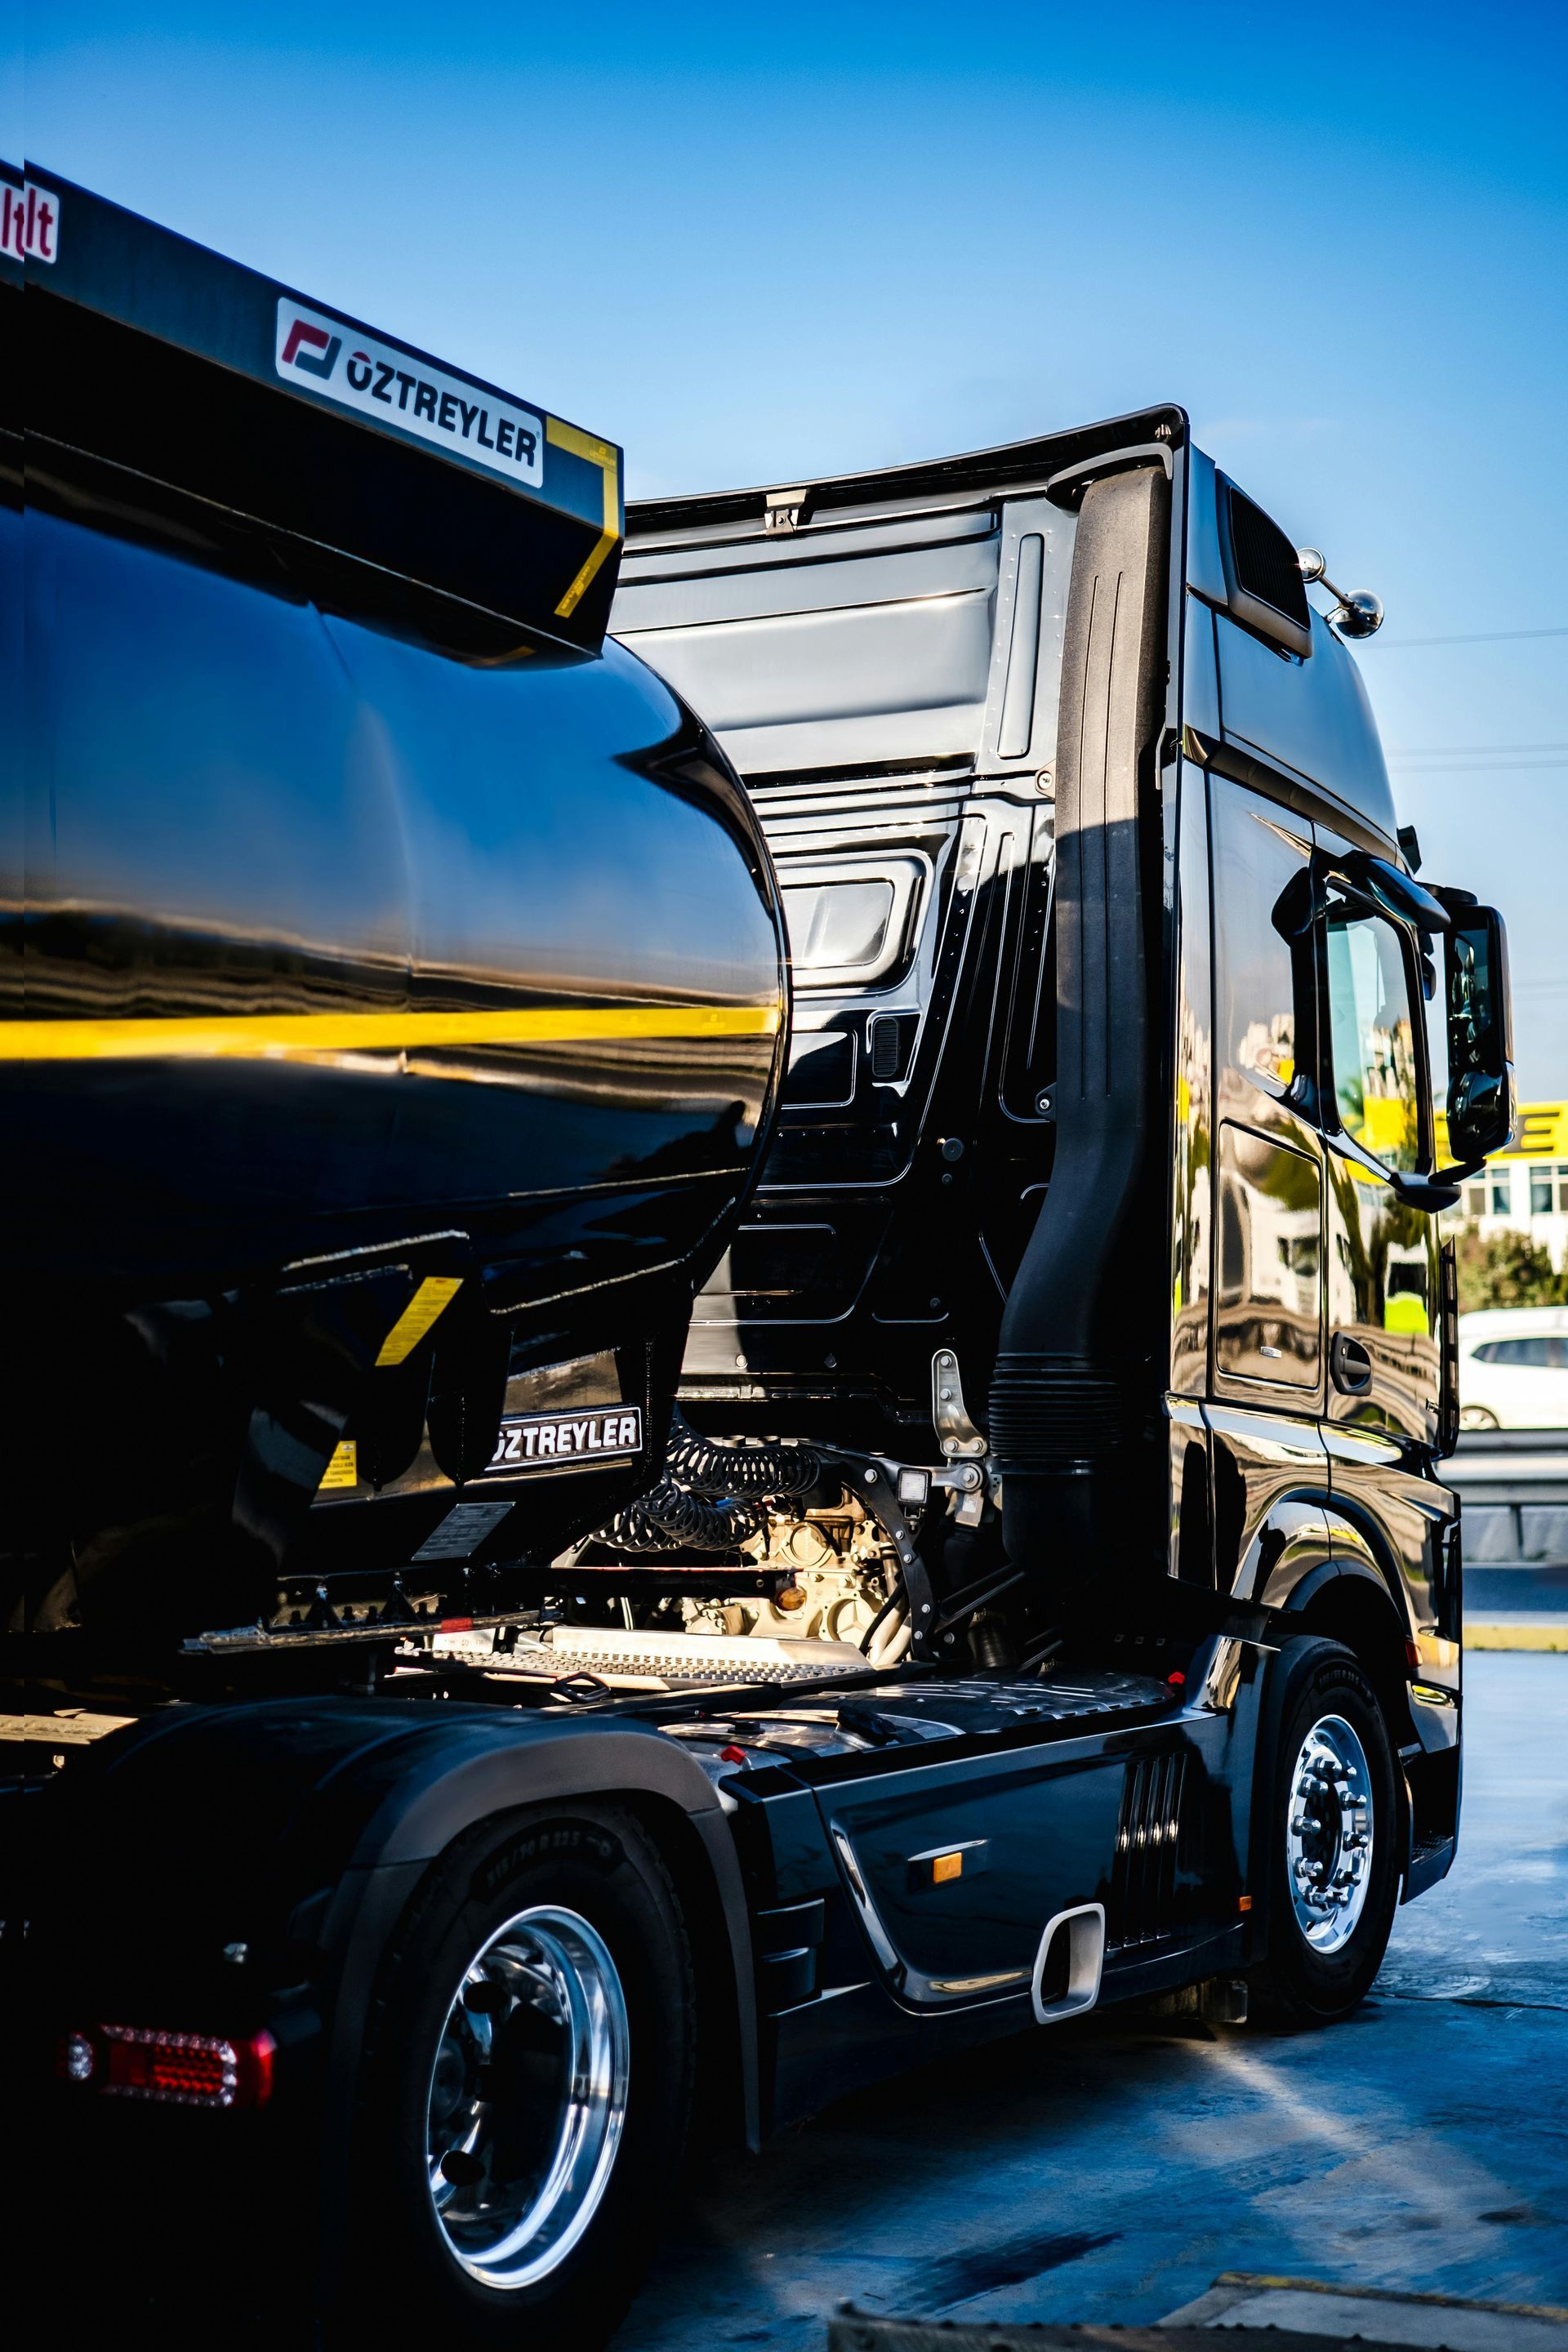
xmin=376 ymin=1275 xmax=462 ymax=1365
xmin=0 ymin=1003 xmax=780 ymax=1062
xmin=549 ymin=416 xmax=621 ymax=618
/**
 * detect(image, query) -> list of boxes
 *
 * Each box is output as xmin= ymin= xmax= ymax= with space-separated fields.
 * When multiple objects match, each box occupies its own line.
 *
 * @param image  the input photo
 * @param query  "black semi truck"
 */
xmin=5 ymin=173 xmax=1516 ymax=2348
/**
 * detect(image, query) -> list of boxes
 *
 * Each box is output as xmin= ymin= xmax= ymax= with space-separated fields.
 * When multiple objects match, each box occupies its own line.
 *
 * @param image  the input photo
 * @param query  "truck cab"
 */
xmin=608 ymin=421 xmax=1512 ymax=1777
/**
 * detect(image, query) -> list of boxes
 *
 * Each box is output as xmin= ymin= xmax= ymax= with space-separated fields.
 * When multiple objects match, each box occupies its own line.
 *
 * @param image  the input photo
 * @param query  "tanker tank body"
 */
xmin=3 ymin=172 xmax=786 ymax=1684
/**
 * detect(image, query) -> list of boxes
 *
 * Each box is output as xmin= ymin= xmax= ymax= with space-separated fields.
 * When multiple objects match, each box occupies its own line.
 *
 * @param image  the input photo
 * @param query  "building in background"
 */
xmin=1445 ymin=1102 xmax=1568 ymax=1270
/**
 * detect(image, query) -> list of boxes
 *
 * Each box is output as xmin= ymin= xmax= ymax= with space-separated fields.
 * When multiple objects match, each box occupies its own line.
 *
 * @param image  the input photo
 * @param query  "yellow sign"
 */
xmin=1437 ymin=1100 xmax=1568 ymax=1164
xmin=318 ymin=1441 xmax=358 ymax=1491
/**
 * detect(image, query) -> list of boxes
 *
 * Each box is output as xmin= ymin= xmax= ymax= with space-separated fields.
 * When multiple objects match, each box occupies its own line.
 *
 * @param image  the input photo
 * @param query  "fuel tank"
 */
xmin=3 ymin=176 xmax=786 ymax=1655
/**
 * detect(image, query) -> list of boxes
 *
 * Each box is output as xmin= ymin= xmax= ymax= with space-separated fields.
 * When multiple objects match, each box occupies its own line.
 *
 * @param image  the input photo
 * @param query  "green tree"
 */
xmin=1454 ymin=1223 xmax=1568 ymax=1313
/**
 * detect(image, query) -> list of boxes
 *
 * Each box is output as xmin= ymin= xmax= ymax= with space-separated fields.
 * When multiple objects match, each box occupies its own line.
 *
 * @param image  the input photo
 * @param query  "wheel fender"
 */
xmin=1272 ymin=1549 xmax=1406 ymax=1628
xmin=310 ymin=1713 xmax=759 ymax=2299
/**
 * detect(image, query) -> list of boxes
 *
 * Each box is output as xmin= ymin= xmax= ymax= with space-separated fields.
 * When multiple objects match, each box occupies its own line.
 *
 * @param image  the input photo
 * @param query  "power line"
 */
xmin=1387 ymin=741 xmax=1568 ymax=774
xmin=1377 ymin=625 xmax=1568 ymax=648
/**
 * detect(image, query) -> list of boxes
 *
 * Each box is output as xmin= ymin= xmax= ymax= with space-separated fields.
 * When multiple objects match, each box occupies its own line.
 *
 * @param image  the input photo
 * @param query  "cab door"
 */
xmin=1208 ymin=777 xmax=1327 ymax=1401
xmin=1203 ymin=773 xmax=1332 ymax=1602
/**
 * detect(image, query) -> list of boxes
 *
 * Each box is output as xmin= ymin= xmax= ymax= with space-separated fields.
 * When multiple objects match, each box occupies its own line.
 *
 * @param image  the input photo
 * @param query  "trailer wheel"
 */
xmin=1252 ymin=1638 xmax=1400 ymax=2024
xmin=342 ymin=1802 xmax=695 ymax=2351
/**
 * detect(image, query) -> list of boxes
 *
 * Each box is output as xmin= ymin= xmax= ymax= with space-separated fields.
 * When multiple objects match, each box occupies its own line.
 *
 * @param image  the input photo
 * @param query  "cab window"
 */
xmin=1324 ymin=908 xmax=1420 ymax=1173
xmin=1209 ymin=775 xmax=1312 ymax=1125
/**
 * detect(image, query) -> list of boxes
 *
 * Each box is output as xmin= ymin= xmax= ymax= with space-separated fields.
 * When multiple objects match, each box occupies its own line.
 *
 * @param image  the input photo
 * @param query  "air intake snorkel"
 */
xmin=987 ymin=464 xmax=1171 ymax=1603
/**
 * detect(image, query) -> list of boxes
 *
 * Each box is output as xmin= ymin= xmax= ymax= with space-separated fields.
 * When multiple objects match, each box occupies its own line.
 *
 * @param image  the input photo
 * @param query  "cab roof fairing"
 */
xmin=623 ymin=403 xmax=1190 ymax=543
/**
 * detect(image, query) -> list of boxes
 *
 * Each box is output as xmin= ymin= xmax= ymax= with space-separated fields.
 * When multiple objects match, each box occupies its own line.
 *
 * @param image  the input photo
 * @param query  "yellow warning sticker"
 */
xmin=376 ymin=1276 xmax=463 ymax=1367
xmin=319 ymin=1440 xmax=358 ymax=1491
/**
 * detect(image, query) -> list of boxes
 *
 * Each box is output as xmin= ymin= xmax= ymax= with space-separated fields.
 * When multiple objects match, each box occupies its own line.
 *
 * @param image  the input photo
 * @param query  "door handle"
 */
xmin=1330 ymin=1333 xmax=1373 ymax=1396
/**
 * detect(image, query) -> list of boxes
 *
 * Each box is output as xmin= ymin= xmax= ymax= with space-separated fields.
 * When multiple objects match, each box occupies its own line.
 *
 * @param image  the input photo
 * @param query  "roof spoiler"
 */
xmin=9 ymin=163 xmax=623 ymax=653
xmin=626 ymin=404 xmax=1185 ymax=542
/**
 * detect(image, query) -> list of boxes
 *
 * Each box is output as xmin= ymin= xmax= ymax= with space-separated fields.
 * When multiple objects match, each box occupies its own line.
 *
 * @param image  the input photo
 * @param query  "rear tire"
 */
xmin=1251 ymin=1638 xmax=1400 ymax=2025
xmin=339 ymin=1802 xmax=695 ymax=2352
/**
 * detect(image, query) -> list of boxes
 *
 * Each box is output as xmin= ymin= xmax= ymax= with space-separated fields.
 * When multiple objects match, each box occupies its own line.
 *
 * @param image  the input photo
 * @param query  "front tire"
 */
xmin=1251 ymin=1638 xmax=1400 ymax=2024
xmin=341 ymin=1802 xmax=695 ymax=2351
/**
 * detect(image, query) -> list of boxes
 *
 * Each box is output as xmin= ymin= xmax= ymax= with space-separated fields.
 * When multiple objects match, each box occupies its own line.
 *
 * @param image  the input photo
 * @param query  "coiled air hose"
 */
xmin=603 ymin=1483 xmax=767 ymax=1554
xmin=666 ymin=1416 xmax=826 ymax=1500
xmin=599 ymin=1412 xmax=829 ymax=1553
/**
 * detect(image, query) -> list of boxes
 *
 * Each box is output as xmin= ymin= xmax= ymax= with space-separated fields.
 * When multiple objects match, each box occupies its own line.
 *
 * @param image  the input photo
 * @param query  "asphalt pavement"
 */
xmin=614 ymin=1652 xmax=1568 ymax=2349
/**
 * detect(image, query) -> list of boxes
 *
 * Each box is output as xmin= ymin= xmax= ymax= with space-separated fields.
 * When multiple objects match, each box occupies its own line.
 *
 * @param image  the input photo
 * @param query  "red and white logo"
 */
xmin=278 ymin=314 xmax=342 ymax=379
xmin=2 ymin=180 xmax=61 ymax=265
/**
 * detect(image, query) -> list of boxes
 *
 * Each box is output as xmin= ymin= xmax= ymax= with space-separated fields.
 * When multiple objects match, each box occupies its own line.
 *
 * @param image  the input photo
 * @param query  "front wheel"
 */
xmin=340 ymin=1802 xmax=695 ymax=2351
xmin=1459 ymin=1404 xmax=1500 ymax=1431
xmin=1251 ymin=1638 xmax=1401 ymax=2024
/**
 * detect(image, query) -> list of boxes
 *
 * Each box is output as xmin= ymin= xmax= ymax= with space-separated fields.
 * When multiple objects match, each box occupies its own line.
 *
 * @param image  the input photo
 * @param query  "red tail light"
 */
xmin=56 ymin=2025 xmax=275 ymax=2109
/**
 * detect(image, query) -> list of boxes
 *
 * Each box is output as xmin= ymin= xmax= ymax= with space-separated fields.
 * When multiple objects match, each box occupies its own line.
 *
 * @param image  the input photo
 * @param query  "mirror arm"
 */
xmin=1322 ymin=1125 xmax=1462 ymax=1213
xmin=1397 ymin=1174 xmax=1463 ymax=1212
xmin=1338 ymin=851 xmax=1452 ymax=934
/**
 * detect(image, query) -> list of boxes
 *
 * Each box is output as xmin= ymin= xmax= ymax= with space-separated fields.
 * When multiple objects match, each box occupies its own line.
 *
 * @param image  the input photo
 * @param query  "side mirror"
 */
xmin=1443 ymin=903 xmax=1515 ymax=1165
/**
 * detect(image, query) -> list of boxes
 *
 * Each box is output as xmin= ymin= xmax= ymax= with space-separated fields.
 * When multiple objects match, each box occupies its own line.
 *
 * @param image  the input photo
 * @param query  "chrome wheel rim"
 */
xmin=425 ymin=1904 xmax=630 ymax=2289
xmin=1285 ymin=1713 xmax=1374 ymax=1953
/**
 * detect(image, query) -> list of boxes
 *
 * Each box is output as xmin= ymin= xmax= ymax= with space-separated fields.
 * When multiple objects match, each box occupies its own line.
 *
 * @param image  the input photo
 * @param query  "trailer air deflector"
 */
xmin=16 ymin=163 xmax=625 ymax=653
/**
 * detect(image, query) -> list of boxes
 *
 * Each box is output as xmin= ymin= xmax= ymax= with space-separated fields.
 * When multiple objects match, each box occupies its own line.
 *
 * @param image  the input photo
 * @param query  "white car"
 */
xmin=1458 ymin=1305 xmax=1568 ymax=1429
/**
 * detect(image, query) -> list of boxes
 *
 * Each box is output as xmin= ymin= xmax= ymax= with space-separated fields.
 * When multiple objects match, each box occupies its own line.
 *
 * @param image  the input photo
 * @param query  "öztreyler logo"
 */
xmin=274 ymin=299 xmax=545 ymax=488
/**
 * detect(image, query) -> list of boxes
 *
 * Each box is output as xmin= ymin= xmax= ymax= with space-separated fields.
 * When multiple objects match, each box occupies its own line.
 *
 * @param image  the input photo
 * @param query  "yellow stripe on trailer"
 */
xmin=0 ymin=1003 xmax=782 ymax=1062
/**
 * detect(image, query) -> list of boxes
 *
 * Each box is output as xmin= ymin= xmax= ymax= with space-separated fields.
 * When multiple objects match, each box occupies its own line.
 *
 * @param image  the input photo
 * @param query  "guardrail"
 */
xmin=1450 ymin=1429 xmax=1568 ymax=1568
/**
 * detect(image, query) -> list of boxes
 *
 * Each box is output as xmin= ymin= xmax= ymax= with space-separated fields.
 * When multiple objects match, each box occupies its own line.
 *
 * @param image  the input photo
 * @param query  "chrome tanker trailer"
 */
xmin=7 ymin=171 xmax=1516 ymax=2352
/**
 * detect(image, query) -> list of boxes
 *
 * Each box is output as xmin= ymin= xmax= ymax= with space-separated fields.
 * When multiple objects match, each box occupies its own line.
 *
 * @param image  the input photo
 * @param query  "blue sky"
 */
xmin=20 ymin=3 xmax=1568 ymax=1092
